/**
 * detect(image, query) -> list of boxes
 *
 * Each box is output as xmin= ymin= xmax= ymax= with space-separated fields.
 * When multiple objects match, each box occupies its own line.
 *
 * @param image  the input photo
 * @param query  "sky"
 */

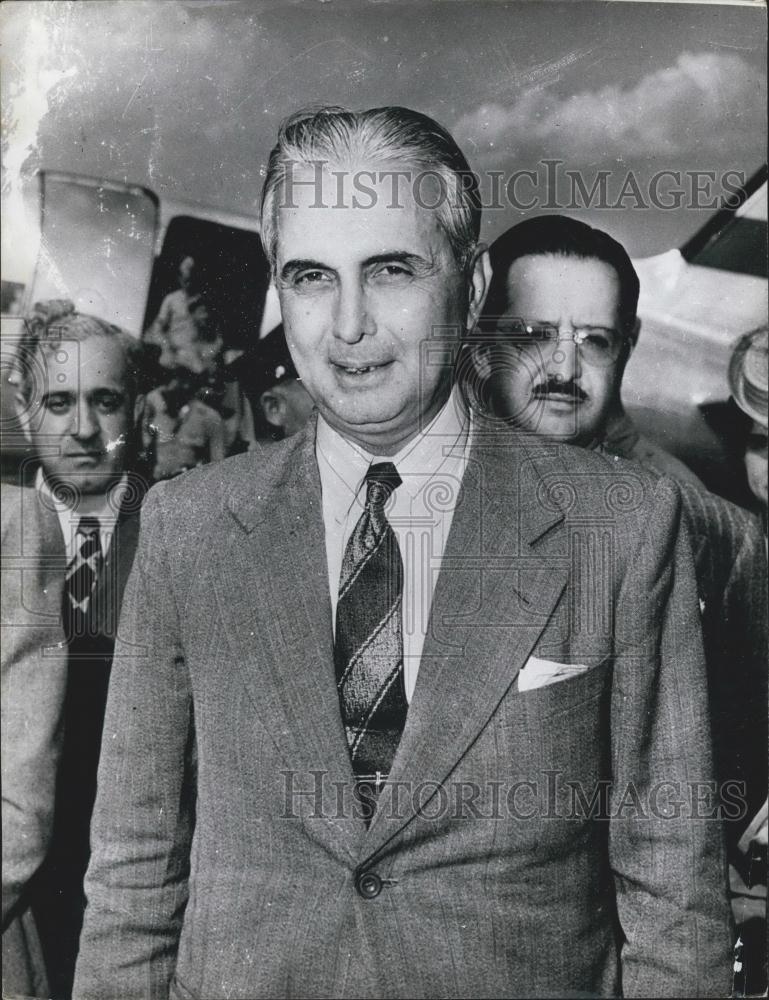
xmin=1 ymin=0 xmax=766 ymax=274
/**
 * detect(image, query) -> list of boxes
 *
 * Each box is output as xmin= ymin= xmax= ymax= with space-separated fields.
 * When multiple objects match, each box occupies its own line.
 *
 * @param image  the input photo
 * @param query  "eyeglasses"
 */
xmin=489 ymin=319 xmax=627 ymax=367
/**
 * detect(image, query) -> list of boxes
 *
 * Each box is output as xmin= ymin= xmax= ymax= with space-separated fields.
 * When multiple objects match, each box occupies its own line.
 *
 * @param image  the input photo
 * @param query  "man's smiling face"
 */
xmin=275 ymin=162 xmax=485 ymax=455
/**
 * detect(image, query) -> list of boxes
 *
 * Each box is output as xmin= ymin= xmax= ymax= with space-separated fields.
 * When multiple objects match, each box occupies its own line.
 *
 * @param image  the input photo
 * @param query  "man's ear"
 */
xmin=627 ymin=317 xmax=641 ymax=355
xmin=466 ymin=245 xmax=492 ymax=331
xmin=614 ymin=318 xmax=640 ymax=383
xmin=259 ymin=388 xmax=287 ymax=429
xmin=13 ymin=384 xmax=34 ymax=443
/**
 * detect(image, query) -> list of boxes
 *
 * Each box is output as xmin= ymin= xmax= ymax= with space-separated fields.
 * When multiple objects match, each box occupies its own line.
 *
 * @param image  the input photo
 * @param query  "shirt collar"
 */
xmin=316 ymin=384 xmax=470 ymax=520
xmin=387 ymin=383 xmax=468 ymax=497
xmin=36 ymin=467 xmax=130 ymax=524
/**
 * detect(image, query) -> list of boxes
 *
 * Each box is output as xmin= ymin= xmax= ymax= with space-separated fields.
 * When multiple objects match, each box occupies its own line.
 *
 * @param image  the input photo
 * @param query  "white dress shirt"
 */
xmin=316 ymin=385 xmax=473 ymax=702
xmin=36 ymin=468 xmax=129 ymax=563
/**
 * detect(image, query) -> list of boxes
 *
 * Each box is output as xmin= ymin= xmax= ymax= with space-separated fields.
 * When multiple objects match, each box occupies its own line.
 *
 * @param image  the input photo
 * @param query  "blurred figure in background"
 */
xmin=141 ymin=263 xmax=258 ymax=478
xmin=727 ymin=324 xmax=768 ymax=996
xmin=230 ymin=324 xmax=314 ymax=441
xmin=145 ymin=255 xmax=223 ymax=375
xmin=8 ymin=300 xmax=151 ymax=998
xmin=467 ymin=217 xmax=768 ymax=994
xmin=729 ymin=326 xmax=768 ymax=524
xmin=145 ymin=254 xmax=200 ymax=350
xmin=142 ymin=368 xmax=227 ymax=480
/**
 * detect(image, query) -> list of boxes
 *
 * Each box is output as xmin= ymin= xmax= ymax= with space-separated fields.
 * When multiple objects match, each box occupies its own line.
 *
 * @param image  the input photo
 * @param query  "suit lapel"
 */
xmin=362 ymin=432 xmax=569 ymax=862
xmin=214 ymin=424 xmax=362 ymax=862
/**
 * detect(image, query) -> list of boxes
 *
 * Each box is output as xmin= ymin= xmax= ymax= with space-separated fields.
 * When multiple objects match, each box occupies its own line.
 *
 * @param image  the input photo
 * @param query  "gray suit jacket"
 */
xmin=74 ymin=421 xmax=732 ymax=998
xmin=2 ymin=480 xmax=144 ymax=999
xmin=1 ymin=485 xmax=67 ymax=998
xmin=598 ymin=443 xmax=768 ymax=859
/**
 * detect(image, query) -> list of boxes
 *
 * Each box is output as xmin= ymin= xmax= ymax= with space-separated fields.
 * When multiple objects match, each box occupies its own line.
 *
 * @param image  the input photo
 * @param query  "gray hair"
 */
xmin=260 ymin=105 xmax=482 ymax=275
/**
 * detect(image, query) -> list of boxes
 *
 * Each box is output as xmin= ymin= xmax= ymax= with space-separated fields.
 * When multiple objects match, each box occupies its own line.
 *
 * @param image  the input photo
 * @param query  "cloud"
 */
xmin=2 ymin=2 xmax=292 ymax=211
xmin=453 ymin=52 xmax=766 ymax=166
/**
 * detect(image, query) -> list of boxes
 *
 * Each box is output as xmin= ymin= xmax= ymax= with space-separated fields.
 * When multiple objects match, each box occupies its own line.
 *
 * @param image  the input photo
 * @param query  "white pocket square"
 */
xmin=517 ymin=656 xmax=591 ymax=693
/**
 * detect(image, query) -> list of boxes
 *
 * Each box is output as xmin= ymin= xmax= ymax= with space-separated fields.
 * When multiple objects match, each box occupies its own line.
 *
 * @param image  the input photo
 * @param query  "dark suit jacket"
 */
xmin=676 ymin=483 xmax=768 ymax=854
xmin=30 ymin=481 xmax=143 ymax=999
xmin=74 ymin=421 xmax=732 ymax=999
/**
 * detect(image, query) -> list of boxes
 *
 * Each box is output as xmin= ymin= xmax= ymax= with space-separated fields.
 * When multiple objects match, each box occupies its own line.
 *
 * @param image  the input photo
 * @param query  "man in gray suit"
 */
xmin=2 ymin=484 xmax=67 ymax=999
xmin=75 ymin=107 xmax=731 ymax=999
xmin=3 ymin=301 xmax=151 ymax=998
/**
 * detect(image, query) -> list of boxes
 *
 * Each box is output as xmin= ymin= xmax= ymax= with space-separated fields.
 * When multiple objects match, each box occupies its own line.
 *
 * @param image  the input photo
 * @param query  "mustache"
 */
xmin=532 ymin=377 xmax=588 ymax=401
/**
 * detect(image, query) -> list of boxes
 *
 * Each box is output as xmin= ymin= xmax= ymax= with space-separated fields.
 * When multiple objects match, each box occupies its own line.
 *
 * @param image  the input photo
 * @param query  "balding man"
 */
xmin=5 ymin=300 xmax=151 ymax=997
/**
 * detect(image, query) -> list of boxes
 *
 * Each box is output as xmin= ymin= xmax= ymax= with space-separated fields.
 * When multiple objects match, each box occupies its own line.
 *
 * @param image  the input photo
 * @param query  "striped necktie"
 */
xmin=64 ymin=516 xmax=103 ymax=629
xmin=335 ymin=462 xmax=406 ymax=820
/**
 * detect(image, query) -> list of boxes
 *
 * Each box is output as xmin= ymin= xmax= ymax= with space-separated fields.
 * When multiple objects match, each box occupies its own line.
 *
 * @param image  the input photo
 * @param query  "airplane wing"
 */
xmin=623 ymin=166 xmax=767 ymax=499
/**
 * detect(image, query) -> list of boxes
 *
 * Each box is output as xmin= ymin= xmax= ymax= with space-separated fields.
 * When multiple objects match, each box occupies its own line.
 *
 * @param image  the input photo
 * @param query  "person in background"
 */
xmin=230 ymin=323 xmax=314 ymax=441
xmin=467 ymin=216 xmax=768 ymax=993
xmin=471 ymin=215 xmax=704 ymax=487
xmin=729 ymin=325 xmax=768 ymax=524
xmin=219 ymin=361 xmax=257 ymax=455
xmin=727 ymin=323 xmax=768 ymax=995
xmin=8 ymin=299 xmax=151 ymax=999
xmin=145 ymin=255 xmax=223 ymax=375
xmin=142 ymin=368 xmax=227 ymax=480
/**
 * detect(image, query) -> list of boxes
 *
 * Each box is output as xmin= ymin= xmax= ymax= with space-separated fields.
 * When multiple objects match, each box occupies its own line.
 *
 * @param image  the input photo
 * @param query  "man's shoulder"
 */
xmin=1 ymin=481 xmax=29 ymax=512
xmin=555 ymin=439 xmax=683 ymax=528
xmin=477 ymin=425 xmax=654 ymax=476
xmin=161 ymin=288 xmax=186 ymax=310
xmin=144 ymin=433 xmax=310 ymax=525
xmin=478 ymin=430 xmax=676 ymax=520
xmin=0 ymin=482 xmax=68 ymax=569
xmin=601 ymin=449 xmax=760 ymax=544
xmin=593 ymin=443 xmax=764 ymax=570
xmin=611 ymin=418 xmax=705 ymax=490
xmin=1 ymin=483 xmax=44 ymax=542
xmin=634 ymin=435 xmax=705 ymax=490
xmin=678 ymin=481 xmax=764 ymax=563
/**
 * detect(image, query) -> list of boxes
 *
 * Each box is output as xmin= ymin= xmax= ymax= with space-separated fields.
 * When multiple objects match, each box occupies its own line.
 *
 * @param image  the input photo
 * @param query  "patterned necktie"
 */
xmin=335 ymin=462 xmax=406 ymax=816
xmin=64 ymin=516 xmax=103 ymax=627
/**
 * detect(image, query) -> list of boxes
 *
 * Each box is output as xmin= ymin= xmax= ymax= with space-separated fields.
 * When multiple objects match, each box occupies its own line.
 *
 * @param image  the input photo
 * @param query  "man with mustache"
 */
xmin=5 ymin=300 xmax=152 ymax=998
xmin=469 ymin=214 xmax=768 ymax=991
xmin=469 ymin=215 xmax=703 ymax=484
xmin=74 ymin=109 xmax=729 ymax=999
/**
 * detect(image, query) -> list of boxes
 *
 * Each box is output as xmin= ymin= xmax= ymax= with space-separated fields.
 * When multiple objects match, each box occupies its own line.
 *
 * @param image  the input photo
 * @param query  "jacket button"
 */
xmin=356 ymin=871 xmax=382 ymax=899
